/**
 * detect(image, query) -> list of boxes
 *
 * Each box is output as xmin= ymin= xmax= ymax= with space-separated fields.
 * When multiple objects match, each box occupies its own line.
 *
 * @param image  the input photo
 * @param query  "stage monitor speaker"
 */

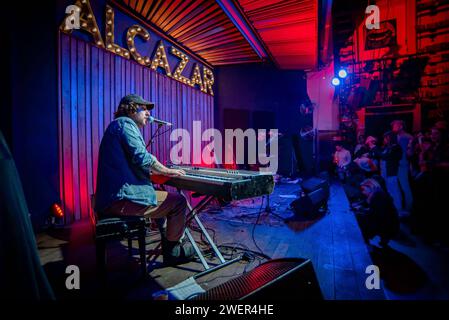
xmin=301 ymin=177 xmax=329 ymax=194
xmin=290 ymin=176 xmax=330 ymax=219
xmin=290 ymin=186 xmax=329 ymax=218
xmin=193 ymin=258 xmax=323 ymax=300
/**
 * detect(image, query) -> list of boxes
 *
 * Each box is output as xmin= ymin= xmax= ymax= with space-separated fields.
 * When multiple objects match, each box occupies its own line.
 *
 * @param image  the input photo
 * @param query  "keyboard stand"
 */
xmin=179 ymin=190 xmax=243 ymax=275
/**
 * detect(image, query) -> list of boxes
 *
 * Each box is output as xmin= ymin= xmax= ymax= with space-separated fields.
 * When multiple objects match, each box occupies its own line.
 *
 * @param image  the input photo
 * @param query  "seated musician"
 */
xmin=94 ymin=94 xmax=195 ymax=266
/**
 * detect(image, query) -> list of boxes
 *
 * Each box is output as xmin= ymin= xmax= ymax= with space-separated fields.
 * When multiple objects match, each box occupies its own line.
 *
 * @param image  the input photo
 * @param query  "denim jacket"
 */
xmin=95 ymin=117 xmax=157 ymax=212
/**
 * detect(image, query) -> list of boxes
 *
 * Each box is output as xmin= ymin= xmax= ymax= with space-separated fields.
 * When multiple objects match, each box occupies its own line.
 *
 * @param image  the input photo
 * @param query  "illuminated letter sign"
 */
xmin=60 ymin=0 xmax=214 ymax=95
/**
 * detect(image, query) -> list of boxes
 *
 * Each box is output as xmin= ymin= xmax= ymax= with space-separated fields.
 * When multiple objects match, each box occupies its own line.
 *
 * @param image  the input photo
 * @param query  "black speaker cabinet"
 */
xmin=301 ymin=177 xmax=329 ymax=194
xmin=290 ymin=187 xmax=329 ymax=218
xmin=307 ymin=187 xmax=329 ymax=212
xmin=193 ymin=258 xmax=323 ymax=300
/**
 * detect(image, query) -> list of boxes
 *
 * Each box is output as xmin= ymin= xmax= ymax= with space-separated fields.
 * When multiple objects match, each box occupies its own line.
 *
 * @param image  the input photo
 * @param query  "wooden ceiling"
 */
xmin=114 ymin=0 xmax=319 ymax=70
xmin=237 ymin=0 xmax=318 ymax=70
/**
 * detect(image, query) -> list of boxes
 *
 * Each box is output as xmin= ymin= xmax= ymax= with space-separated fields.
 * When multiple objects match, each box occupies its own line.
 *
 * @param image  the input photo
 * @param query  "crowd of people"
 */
xmin=332 ymin=119 xmax=449 ymax=247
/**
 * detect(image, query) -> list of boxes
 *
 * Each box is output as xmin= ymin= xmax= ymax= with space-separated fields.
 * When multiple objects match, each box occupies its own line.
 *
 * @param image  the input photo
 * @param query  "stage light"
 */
xmin=51 ymin=203 xmax=64 ymax=219
xmin=331 ymin=77 xmax=340 ymax=86
xmin=338 ymin=69 xmax=348 ymax=78
xmin=47 ymin=203 xmax=65 ymax=229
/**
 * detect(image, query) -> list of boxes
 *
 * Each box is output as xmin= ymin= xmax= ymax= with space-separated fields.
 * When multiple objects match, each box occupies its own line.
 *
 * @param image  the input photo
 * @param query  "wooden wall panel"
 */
xmin=59 ymin=33 xmax=214 ymax=223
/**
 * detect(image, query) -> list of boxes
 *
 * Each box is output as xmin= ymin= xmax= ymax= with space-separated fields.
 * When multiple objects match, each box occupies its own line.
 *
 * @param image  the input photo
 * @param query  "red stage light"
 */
xmin=51 ymin=203 xmax=64 ymax=219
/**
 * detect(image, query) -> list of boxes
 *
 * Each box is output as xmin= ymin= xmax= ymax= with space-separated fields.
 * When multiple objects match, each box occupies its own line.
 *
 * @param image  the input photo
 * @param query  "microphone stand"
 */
xmin=259 ymin=135 xmax=284 ymax=221
xmin=261 ymin=190 xmax=285 ymax=222
xmin=146 ymin=122 xmax=169 ymax=234
xmin=146 ymin=123 xmax=164 ymax=150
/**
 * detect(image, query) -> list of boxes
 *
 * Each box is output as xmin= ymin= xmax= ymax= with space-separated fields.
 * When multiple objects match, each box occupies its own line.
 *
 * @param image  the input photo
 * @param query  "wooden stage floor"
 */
xmin=37 ymin=182 xmax=385 ymax=300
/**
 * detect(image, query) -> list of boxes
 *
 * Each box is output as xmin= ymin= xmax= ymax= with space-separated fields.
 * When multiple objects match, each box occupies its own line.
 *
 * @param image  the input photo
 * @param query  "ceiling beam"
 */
xmin=215 ymin=0 xmax=269 ymax=60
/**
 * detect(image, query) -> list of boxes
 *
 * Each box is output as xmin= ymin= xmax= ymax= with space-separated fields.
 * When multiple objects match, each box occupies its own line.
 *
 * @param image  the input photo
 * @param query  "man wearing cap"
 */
xmin=95 ymin=94 xmax=195 ymax=266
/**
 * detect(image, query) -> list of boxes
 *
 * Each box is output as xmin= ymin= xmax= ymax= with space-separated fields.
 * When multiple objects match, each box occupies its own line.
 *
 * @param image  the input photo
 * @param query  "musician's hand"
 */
xmin=166 ymin=168 xmax=186 ymax=177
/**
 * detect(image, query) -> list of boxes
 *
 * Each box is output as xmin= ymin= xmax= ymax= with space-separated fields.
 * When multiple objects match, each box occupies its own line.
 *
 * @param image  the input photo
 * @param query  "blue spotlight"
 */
xmin=331 ymin=77 xmax=341 ymax=86
xmin=338 ymin=69 xmax=348 ymax=78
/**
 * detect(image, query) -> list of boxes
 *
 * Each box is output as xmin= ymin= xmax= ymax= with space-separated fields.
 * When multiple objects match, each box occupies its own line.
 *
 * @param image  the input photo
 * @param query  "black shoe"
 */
xmin=162 ymin=239 xmax=196 ymax=266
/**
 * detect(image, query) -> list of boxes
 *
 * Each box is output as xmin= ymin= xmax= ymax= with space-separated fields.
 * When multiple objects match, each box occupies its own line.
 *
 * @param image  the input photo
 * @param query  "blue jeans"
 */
xmin=397 ymin=164 xmax=413 ymax=211
xmin=386 ymin=176 xmax=402 ymax=212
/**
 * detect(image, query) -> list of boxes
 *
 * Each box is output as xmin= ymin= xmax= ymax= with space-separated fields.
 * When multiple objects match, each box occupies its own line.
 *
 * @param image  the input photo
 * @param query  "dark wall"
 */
xmin=215 ymin=63 xmax=307 ymax=131
xmin=0 ymin=7 xmax=12 ymax=148
xmin=214 ymin=63 xmax=313 ymax=175
xmin=2 ymin=1 xmax=60 ymax=230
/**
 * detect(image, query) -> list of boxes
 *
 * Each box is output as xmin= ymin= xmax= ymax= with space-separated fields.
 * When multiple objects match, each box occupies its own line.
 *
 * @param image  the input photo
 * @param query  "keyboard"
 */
xmin=151 ymin=165 xmax=274 ymax=201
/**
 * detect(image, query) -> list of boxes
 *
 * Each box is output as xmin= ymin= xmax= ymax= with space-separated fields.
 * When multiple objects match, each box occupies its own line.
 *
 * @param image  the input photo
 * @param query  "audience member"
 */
xmin=391 ymin=120 xmax=413 ymax=213
xmin=333 ymin=142 xmax=351 ymax=181
xmin=354 ymin=134 xmax=368 ymax=157
xmin=341 ymin=118 xmax=449 ymax=247
xmin=377 ymin=131 xmax=403 ymax=212
xmin=352 ymin=136 xmax=380 ymax=176
xmin=354 ymin=178 xmax=400 ymax=247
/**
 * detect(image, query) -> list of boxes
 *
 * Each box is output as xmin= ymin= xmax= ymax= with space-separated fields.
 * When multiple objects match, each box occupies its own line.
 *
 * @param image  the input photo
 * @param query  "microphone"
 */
xmin=149 ymin=116 xmax=172 ymax=126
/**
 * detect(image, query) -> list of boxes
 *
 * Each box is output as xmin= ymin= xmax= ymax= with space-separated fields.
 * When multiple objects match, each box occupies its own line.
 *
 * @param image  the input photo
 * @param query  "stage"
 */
xmin=38 ymin=181 xmax=387 ymax=300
